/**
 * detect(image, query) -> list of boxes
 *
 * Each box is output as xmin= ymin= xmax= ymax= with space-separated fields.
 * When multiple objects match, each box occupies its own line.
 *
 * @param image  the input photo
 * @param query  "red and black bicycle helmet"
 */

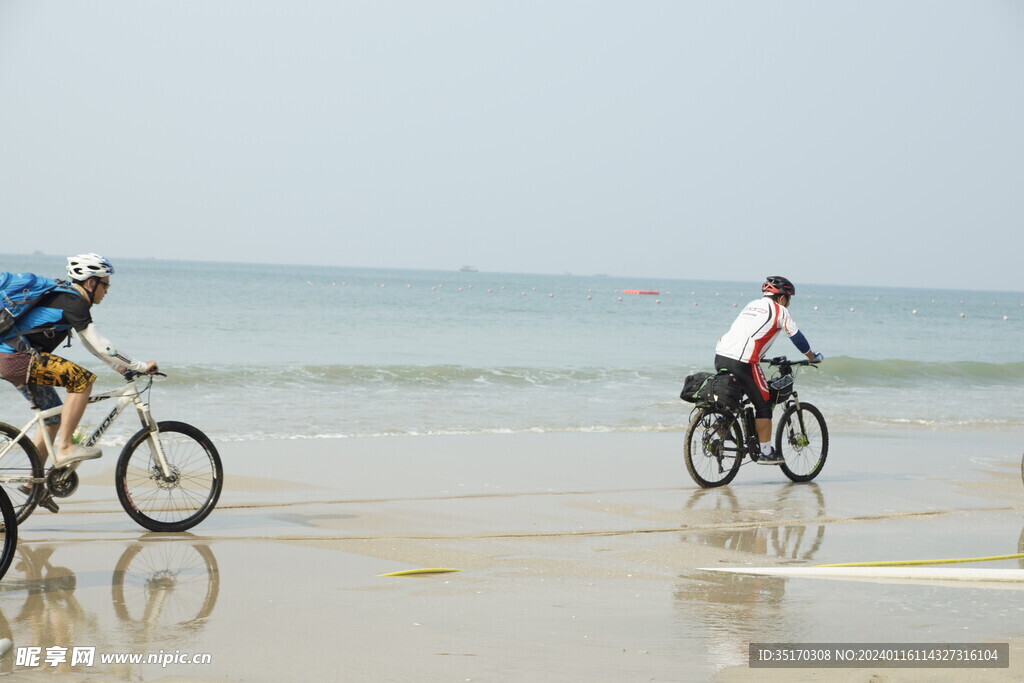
xmin=762 ymin=276 xmax=796 ymax=297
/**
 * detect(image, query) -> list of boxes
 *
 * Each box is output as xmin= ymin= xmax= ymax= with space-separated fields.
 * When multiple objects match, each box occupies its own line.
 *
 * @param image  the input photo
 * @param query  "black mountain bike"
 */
xmin=684 ymin=356 xmax=828 ymax=488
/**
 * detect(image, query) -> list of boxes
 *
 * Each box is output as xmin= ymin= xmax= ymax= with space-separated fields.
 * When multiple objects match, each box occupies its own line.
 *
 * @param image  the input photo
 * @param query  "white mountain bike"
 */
xmin=0 ymin=371 xmax=223 ymax=532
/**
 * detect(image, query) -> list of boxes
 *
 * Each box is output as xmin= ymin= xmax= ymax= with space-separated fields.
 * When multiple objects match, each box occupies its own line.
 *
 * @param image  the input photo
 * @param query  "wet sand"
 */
xmin=0 ymin=428 xmax=1022 ymax=681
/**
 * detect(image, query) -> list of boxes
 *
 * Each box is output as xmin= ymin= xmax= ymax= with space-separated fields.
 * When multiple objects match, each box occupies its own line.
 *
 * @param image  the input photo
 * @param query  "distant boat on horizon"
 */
xmin=459 ymin=265 xmax=479 ymax=272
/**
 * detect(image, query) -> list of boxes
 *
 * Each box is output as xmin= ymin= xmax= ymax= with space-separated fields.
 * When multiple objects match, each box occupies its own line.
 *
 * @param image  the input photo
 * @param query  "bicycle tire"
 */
xmin=111 ymin=540 xmax=220 ymax=625
xmin=776 ymin=402 xmax=829 ymax=482
xmin=115 ymin=421 xmax=223 ymax=532
xmin=0 ymin=421 xmax=45 ymax=524
xmin=684 ymin=408 xmax=744 ymax=488
xmin=0 ymin=487 xmax=17 ymax=580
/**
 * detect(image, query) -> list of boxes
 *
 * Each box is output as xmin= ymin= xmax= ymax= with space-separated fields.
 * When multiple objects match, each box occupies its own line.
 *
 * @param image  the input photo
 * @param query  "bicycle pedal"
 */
xmin=38 ymin=496 xmax=60 ymax=514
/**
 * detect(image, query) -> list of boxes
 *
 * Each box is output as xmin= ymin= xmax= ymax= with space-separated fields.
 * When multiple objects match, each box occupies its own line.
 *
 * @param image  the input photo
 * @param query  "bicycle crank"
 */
xmin=47 ymin=468 xmax=80 ymax=498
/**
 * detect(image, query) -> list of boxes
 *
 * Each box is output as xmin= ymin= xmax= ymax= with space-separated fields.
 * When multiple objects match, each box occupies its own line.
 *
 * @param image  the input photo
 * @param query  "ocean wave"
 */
xmin=807 ymin=356 xmax=1024 ymax=386
xmin=151 ymin=363 xmax=662 ymax=389
xmin=154 ymin=357 xmax=1024 ymax=392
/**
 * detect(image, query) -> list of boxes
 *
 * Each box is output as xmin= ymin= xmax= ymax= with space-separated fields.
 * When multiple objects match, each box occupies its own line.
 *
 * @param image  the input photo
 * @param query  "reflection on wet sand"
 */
xmin=674 ymin=567 xmax=788 ymax=669
xmin=673 ymin=484 xmax=827 ymax=669
xmin=681 ymin=483 xmax=826 ymax=562
xmin=0 ymin=545 xmax=95 ymax=674
xmin=0 ymin=536 xmax=219 ymax=677
xmin=673 ymin=474 xmax=1024 ymax=673
xmin=111 ymin=536 xmax=220 ymax=633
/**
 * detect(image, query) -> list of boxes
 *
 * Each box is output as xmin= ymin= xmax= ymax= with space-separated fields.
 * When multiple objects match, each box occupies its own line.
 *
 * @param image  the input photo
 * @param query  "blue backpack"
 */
xmin=0 ymin=272 xmax=76 ymax=341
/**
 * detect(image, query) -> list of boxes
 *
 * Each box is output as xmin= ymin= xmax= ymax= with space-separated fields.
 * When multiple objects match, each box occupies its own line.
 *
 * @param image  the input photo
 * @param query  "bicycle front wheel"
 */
xmin=684 ymin=408 xmax=744 ymax=488
xmin=776 ymin=402 xmax=829 ymax=482
xmin=0 ymin=487 xmax=17 ymax=580
xmin=111 ymin=539 xmax=220 ymax=625
xmin=0 ymin=421 xmax=45 ymax=524
xmin=115 ymin=421 xmax=223 ymax=532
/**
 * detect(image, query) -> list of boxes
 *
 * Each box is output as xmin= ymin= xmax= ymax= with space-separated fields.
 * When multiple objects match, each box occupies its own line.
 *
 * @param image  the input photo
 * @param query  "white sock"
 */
xmin=760 ymin=442 xmax=773 ymax=455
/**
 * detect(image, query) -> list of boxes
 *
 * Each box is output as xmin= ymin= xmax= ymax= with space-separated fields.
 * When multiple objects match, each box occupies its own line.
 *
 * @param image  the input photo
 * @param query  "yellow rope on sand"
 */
xmin=818 ymin=553 xmax=1024 ymax=567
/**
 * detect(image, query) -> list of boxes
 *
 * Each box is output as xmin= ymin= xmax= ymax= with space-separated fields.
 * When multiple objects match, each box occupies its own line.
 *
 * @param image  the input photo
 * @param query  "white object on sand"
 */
xmin=701 ymin=567 xmax=1024 ymax=590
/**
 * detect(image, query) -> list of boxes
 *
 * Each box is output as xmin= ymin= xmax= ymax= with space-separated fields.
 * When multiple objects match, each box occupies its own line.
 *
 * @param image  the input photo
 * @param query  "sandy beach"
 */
xmin=0 ymin=427 xmax=1021 ymax=681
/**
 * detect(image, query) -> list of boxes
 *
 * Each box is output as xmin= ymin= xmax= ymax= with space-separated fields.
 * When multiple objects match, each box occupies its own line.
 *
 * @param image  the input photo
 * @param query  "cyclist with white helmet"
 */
xmin=714 ymin=276 xmax=822 ymax=465
xmin=0 ymin=254 xmax=158 ymax=496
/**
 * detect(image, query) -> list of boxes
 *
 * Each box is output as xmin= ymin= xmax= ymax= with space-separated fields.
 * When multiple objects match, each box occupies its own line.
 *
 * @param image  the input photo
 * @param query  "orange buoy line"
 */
xmin=622 ymin=289 xmax=660 ymax=295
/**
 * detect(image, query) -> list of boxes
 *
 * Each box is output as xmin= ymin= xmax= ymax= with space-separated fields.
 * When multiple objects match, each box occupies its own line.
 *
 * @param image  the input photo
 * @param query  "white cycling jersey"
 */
xmin=715 ymin=297 xmax=803 ymax=363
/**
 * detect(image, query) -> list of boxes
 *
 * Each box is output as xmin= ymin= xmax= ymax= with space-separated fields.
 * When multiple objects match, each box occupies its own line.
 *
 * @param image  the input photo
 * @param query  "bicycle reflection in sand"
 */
xmin=0 ymin=536 xmax=218 ymax=675
xmin=671 ymin=483 xmax=827 ymax=669
xmin=675 ymin=476 xmax=1024 ymax=670
xmin=680 ymin=483 xmax=827 ymax=562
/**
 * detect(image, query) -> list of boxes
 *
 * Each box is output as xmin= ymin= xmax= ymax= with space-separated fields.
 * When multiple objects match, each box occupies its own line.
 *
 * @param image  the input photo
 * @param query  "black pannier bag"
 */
xmin=702 ymin=371 xmax=744 ymax=411
xmin=681 ymin=371 xmax=744 ymax=411
xmin=680 ymin=372 xmax=713 ymax=404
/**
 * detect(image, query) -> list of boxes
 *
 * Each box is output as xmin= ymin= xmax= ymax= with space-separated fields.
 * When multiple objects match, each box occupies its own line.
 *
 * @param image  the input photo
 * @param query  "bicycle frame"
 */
xmin=0 ymin=376 xmax=173 ymax=482
xmin=730 ymin=368 xmax=808 ymax=463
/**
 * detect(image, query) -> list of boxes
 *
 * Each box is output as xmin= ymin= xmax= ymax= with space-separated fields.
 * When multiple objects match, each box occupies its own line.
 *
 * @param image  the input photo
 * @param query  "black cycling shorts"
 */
xmin=714 ymin=354 xmax=772 ymax=419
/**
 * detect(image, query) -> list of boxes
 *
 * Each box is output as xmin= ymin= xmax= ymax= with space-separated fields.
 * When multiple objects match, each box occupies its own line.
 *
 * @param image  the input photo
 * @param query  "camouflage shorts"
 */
xmin=28 ymin=352 xmax=96 ymax=394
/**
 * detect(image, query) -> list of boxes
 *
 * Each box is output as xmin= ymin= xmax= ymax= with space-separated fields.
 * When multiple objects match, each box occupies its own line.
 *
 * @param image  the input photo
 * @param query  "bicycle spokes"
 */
xmin=777 ymin=404 xmax=829 ymax=482
xmin=115 ymin=422 xmax=223 ymax=532
xmin=685 ymin=409 xmax=744 ymax=488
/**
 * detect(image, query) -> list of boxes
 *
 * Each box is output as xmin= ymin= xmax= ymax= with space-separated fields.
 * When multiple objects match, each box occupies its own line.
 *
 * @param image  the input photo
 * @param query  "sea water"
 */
xmin=1 ymin=254 xmax=1022 ymax=443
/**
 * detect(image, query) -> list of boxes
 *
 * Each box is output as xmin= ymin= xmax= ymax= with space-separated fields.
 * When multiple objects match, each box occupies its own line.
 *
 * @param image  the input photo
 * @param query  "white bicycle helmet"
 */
xmin=66 ymin=253 xmax=115 ymax=281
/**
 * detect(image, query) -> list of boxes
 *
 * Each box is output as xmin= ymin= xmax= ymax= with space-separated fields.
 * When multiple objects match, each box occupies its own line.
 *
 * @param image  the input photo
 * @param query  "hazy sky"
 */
xmin=2 ymin=1 xmax=1022 ymax=290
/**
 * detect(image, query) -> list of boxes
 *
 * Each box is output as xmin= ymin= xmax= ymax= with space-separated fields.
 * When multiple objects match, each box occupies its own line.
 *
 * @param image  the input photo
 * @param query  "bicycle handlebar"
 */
xmin=760 ymin=356 xmax=821 ymax=368
xmin=124 ymin=370 xmax=166 ymax=382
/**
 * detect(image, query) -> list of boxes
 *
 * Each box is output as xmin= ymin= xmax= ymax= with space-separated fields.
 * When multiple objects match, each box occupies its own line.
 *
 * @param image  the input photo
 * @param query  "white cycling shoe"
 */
xmin=53 ymin=445 xmax=102 ymax=469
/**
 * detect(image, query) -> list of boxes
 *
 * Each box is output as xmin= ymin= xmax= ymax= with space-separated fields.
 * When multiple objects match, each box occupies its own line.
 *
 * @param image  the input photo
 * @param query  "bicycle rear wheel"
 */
xmin=0 ymin=421 xmax=45 ymax=524
xmin=776 ymin=402 xmax=829 ymax=482
xmin=115 ymin=421 xmax=223 ymax=532
xmin=684 ymin=408 xmax=744 ymax=488
xmin=0 ymin=487 xmax=17 ymax=580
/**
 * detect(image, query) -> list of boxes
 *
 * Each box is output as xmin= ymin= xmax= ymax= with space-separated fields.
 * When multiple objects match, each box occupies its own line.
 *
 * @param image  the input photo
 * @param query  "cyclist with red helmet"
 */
xmin=714 ymin=276 xmax=823 ymax=464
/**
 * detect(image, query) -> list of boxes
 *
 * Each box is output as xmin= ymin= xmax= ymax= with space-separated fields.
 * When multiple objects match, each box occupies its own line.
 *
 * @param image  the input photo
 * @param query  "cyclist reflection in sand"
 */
xmin=4 ymin=545 xmax=98 ymax=672
xmin=681 ymin=484 xmax=826 ymax=562
xmin=0 ymin=538 xmax=218 ymax=674
xmin=673 ymin=484 xmax=826 ymax=671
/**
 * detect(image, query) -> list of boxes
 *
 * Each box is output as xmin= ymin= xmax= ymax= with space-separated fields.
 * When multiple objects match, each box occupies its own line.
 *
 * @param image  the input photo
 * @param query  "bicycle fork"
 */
xmin=782 ymin=394 xmax=810 ymax=448
xmin=132 ymin=394 xmax=175 ymax=481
